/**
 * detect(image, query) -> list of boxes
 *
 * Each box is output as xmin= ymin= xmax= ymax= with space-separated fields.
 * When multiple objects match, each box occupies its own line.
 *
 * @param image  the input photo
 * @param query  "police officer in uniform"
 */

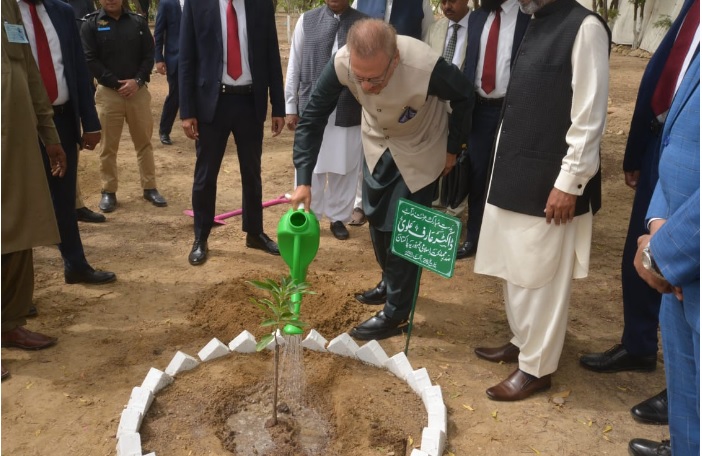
xmin=80 ymin=0 xmax=167 ymax=213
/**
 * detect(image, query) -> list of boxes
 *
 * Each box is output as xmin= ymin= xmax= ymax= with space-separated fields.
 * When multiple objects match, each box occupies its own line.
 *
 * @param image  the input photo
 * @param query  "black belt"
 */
xmin=476 ymin=95 xmax=504 ymax=107
xmin=221 ymin=84 xmax=253 ymax=95
xmin=52 ymin=103 xmax=71 ymax=115
xmin=650 ymin=118 xmax=663 ymax=135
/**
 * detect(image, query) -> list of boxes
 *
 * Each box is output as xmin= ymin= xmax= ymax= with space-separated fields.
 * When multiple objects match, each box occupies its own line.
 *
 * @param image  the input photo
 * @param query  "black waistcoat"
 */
xmin=487 ymin=0 xmax=609 ymax=217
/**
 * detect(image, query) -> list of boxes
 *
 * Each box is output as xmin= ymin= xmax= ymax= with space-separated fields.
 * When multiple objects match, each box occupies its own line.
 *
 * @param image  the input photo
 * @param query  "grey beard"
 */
xmin=519 ymin=1 xmax=541 ymax=14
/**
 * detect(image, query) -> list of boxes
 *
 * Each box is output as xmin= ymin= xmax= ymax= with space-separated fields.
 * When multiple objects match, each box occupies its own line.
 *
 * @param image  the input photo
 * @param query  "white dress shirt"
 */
xmin=474 ymin=0 xmax=520 ymax=98
xmin=219 ymin=0 xmax=252 ymax=85
xmin=17 ymin=0 xmax=69 ymax=105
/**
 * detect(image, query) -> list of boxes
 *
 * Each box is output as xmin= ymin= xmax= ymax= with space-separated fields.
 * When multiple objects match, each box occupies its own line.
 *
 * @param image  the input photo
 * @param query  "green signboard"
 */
xmin=391 ymin=198 xmax=461 ymax=278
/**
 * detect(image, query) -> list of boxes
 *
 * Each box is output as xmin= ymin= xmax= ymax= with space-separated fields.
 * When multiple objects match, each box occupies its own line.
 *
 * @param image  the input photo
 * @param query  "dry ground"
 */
xmin=1 ymin=17 xmax=669 ymax=455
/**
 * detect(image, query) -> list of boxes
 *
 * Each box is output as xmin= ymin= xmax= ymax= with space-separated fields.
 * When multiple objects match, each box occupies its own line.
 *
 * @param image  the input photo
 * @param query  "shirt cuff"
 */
xmin=296 ymin=168 xmax=313 ymax=186
xmin=554 ymin=169 xmax=589 ymax=196
xmin=285 ymin=102 xmax=298 ymax=115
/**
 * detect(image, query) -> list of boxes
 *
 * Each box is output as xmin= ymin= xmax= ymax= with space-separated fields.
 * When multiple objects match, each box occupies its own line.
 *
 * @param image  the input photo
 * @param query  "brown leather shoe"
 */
xmin=486 ymin=369 xmax=551 ymax=401
xmin=1 ymin=326 xmax=57 ymax=350
xmin=475 ymin=342 xmax=520 ymax=363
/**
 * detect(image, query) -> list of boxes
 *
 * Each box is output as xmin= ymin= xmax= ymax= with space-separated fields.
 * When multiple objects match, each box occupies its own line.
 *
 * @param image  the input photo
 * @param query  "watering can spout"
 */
xmin=277 ymin=209 xmax=320 ymax=333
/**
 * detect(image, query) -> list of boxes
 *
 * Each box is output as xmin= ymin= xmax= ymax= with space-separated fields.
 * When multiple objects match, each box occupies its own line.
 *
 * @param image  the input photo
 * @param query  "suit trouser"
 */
xmin=660 ymin=293 xmax=700 ymax=456
xmin=1 ymin=250 xmax=33 ymax=332
xmin=364 ymin=150 xmax=436 ymax=321
xmin=75 ymin=161 xmax=84 ymax=209
xmin=95 ymin=85 xmax=156 ymax=193
xmin=159 ymin=71 xmax=179 ymax=136
xmin=39 ymin=106 xmax=90 ymax=273
xmin=192 ymin=92 xmax=264 ymax=241
xmin=620 ymin=134 xmax=663 ymax=356
xmin=465 ymin=102 xmax=502 ymax=245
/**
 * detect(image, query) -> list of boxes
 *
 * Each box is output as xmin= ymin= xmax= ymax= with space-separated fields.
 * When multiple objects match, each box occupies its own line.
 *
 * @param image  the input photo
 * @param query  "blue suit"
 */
xmin=459 ymin=7 xmax=529 ymax=245
xmin=619 ymin=0 xmax=696 ymax=356
xmin=179 ymin=0 xmax=285 ymax=240
xmin=154 ymin=0 xmax=181 ymax=136
xmin=39 ymin=0 xmax=101 ymax=273
xmin=647 ymin=50 xmax=700 ymax=456
xmin=356 ymin=0 xmax=425 ymax=39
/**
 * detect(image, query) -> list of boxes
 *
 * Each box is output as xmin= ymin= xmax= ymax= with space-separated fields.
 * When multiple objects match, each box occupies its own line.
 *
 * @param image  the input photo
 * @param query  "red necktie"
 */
xmin=25 ymin=0 xmax=58 ymax=103
xmin=226 ymin=0 xmax=242 ymax=80
xmin=650 ymin=0 xmax=700 ymax=116
xmin=481 ymin=8 xmax=501 ymax=94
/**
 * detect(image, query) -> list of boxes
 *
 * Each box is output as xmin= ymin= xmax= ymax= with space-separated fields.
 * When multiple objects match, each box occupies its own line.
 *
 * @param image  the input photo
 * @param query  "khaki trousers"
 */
xmin=95 ymin=85 xmax=156 ymax=193
xmin=1 ymin=249 xmax=33 ymax=332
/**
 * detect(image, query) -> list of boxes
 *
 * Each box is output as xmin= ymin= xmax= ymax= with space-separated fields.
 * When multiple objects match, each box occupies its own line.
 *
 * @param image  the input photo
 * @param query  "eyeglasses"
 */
xmin=348 ymin=53 xmax=395 ymax=86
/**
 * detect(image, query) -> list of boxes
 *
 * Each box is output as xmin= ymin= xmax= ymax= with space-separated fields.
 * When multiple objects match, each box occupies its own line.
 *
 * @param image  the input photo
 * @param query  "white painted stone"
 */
xmin=384 ymin=351 xmax=414 ymax=381
xmin=408 ymin=367 xmax=432 ymax=396
xmin=141 ymin=368 xmax=173 ymax=394
xmin=265 ymin=329 xmax=286 ymax=351
xmin=421 ymin=384 xmax=444 ymax=411
xmin=419 ymin=427 xmax=446 ymax=456
xmin=115 ymin=432 xmax=142 ymax=456
xmin=143 ymin=453 xmax=156 ymax=456
xmin=228 ymin=330 xmax=257 ymax=353
xmin=116 ymin=408 xmax=143 ymax=439
xmin=410 ymin=450 xmax=431 ymax=456
xmin=300 ymin=329 xmax=328 ymax=352
xmin=326 ymin=333 xmax=359 ymax=358
xmin=126 ymin=386 xmax=154 ymax=416
xmin=355 ymin=340 xmax=389 ymax=367
xmin=198 ymin=338 xmax=230 ymax=361
xmin=427 ymin=401 xmax=447 ymax=434
xmin=164 ymin=351 xmax=199 ymax=376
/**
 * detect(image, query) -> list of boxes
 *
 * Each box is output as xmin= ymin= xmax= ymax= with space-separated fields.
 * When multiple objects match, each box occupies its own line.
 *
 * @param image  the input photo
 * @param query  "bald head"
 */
xmin=347 ymin=18 xmax=397 ymax=60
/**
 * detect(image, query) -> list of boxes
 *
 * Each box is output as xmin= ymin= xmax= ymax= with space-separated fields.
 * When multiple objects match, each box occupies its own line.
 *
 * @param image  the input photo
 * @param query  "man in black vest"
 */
xmin=471 ymin=0 xmax=610 ymax=401
xmin=455 ymin=0 xmax=529 ymax=259
xmin=285 ymin=0 xmax=366 ymax=241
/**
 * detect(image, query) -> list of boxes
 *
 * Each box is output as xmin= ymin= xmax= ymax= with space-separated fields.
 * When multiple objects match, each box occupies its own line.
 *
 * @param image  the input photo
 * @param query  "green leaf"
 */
xmin=260 ymin=319 xmax=278 ymax=327
xmin=256 ymin=334 xmax=274 ymax=351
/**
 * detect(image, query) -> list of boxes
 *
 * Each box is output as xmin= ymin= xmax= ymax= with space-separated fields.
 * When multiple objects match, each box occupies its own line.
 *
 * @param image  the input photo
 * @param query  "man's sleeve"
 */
xmin=293 ymin=59 xmax=344 ymax=185
xmin=68 ymin=7 xmax=100 ymax=132
xmin=285 ymin=13 xmax=304 ymax=115
xmin=427 ymin=57 xmax=474 ymax=154
xmin=421 ymin=0 xmax=434 ymax=41
xmin=554 ymin=16 xmax=609 ymax=195
xmin=153 ymin=0 xmax=166 ymax=63
xmin=265 ymin=0 xmax=285 ymax=118
xmin=137 ymin=17 xmax=154 ymax=82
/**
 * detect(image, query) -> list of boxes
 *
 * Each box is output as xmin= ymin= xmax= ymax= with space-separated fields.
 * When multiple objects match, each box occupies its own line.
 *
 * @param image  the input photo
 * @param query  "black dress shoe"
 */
xmin=76 ymin=206 xmax=106 ymax=223
xmin=456 ymin=240 xmax=477 ymax=260
xmin=188 ymin=240 xmax=208 ymax=266
xmin=579 ymin=344 xmax=657 ymax=373
xmin=246 ymin=232 xmax=280 ymax=255
xmin=330 ymin=221 xmax=349 ymax=240
xmin=64 ymin=267 xmax=116 ymax=285
xmin=355 ymin=280 xmax=386 ymax=305
xmin=628 ymin=439 xmax=671 ymax=456
xmin=631 ymin=389 xmax=668 ymax=425
xmin=143 ymin=189 xmax=167 ymax=207
xmin=98 ymin=192 xmax=117 ymax=213
xmin=159 ymin=133 xmax=172 ymax=145
xmin=350 ymin=311 xmax=406 ymax=341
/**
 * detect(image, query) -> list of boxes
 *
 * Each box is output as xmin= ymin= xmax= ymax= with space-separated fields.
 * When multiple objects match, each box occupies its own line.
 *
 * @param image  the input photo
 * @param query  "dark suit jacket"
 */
xmin=463 ymin=6 xmax=530 ymax=85
xmin=623 ymin=0 xmax=696 ymax=178
xmin=154 ymin=0 xmax=181 ymax=76
xmin=45 ymin=0 xmax=101 ymax=143
xmin=63 ymin=0 xmax=95 ymax=20
xmin=179 ymin=0 xmax=285 ymax=125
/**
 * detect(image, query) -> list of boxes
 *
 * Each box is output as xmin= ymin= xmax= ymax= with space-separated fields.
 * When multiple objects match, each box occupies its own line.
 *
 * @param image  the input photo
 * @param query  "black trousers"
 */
xmin=159 ymin=70 xmax=179 ymax=136
xmin=40 ymin=106 xmax=90 ymax=273
xmin=192 ymin=92 xmax=264 ymax=241
xmin=620 ymin=131 xmax=662 ymax=356
xmin=364 ymin=150 xmax=436 ymax=321
xmin=465 ymin=102 xmax=502 ymax=245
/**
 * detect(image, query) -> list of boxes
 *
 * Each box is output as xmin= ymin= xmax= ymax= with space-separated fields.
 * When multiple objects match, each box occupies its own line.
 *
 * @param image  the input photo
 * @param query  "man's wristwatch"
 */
xmin=642 ymin=242 xmax=665 ymax=280
xmin=135 ymin=77 xmax=145 ymax=87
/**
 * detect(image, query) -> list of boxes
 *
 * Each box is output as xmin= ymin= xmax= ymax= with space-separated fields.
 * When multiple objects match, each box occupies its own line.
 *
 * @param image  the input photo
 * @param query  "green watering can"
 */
xmin=277 ymin=208 xmax=320 ymax=335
